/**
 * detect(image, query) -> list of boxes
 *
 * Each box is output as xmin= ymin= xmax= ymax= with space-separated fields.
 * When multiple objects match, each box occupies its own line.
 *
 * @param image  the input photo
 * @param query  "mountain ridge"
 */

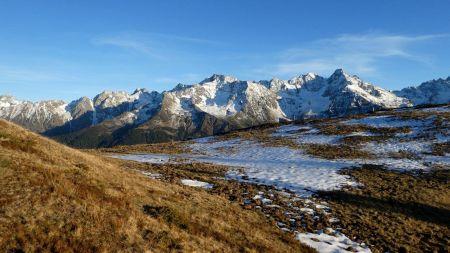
xmin=1 ymin=69 xmax=449 ymax=147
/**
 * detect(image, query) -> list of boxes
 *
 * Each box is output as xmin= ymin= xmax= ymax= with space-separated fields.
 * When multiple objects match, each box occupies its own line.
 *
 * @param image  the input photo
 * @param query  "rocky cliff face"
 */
xmin=1 ymin=69 xmax=448 ymax=147
xmin=0 ymin=96 xmax=72 ymax=133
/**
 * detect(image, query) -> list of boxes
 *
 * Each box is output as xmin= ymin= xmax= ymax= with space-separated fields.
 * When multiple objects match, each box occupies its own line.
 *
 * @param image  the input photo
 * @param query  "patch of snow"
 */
xmin=342 ymin=115 xmax=431 ymax=128
xmin=194 ymin=136 xmax=217 ymax=143
xmin=110 ymin=154 xmax=170 ymax=164
xmin=363 ymin=140 xmax=431 ymax=155
xmin=189 ymin=141 xmax=359 ymax=197
xmin=328 ymin=218 xmax=340 ymax=223
xmin=294 ymin=132 xmax=341 ymax=145
xmin=300 ymin=208 xmax=315 ymax=215
xmin=273 ymin=124 xmax=311 ymax=137
xmin=296 ymin=228 xmax=371 ymax=253
xmin=261 ymin=198 xmax=272 ymax=204
xmin=180 ymin=179 xmax=214 ymax=189
xmin=315 ymin=204 xmax=329 ymax=210
xmin=253 ymin=194 xmax=262 ymax=200
xmin=419 ymin=106 xmax=450 ymax=113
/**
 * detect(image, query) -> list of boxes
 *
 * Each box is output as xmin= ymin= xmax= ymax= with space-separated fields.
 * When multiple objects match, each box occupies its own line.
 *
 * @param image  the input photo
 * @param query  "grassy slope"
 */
xmin=0 ymin=119 xmax=313 ymax=253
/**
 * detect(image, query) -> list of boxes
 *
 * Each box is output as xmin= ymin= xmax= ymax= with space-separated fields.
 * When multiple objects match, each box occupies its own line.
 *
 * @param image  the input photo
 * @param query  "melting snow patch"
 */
xmin=273 ymin=124 xmax=311 ymax=137
xmin=342 ymin=115 xmax=431 ymax=128
xmin=194 ymin=136 xmax=217 ymax=143
xmin=110 ymin=154 xmax=170 ymax=164
xmin=253 ymin=194 xmax=262 ymax=200
xmin=315 ymin=204 xmax=329 ymax=210
xmin=261 ymin=198 xmax=273 ymax=204
xmin=189 ymin=141 xmax=359 ymax=197
xmin=300 ymin=208 xmax=315 ymax=215
xmin=328 ymin=218 xmax=340 ymax=223
xmin=419 ymin=106 xmax=450 ymax=113
xmin=180 ymin=179 xmax=214 ymax=189
xmin=296 ymin=228 xmax=371 ymax=253
xmin=363 ymin=140 xmax=430 ymax=155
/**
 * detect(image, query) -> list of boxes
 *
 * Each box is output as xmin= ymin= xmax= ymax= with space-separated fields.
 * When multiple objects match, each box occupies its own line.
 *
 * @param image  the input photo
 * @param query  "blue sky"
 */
xmin=1 ymin=0 xmax=450 ymax=102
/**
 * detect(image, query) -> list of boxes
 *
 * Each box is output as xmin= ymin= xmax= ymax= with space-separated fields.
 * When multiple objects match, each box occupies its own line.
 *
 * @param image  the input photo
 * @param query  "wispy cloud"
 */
xmin=263 ymin=33 xmax=449 ymax=77
xmin=0 ymin=65 xmax=68 ymax=83
xmin=93 ymin=36 xmax=166 ymax=60
xmin=92 ymin=31 xmax=225 ymax=60
xmin=145 ymin=32 xmax=226 ymax=46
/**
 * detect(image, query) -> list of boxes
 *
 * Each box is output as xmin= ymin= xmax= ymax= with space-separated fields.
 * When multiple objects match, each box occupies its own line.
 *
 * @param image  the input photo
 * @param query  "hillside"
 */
xmin=0 ymin=119 xmax=313 ymax=252
xmin=104 ymin=104 xmax=450 ymax=252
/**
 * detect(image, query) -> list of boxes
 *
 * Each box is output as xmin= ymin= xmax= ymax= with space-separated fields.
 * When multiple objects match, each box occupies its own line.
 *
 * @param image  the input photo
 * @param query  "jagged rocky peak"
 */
xmin=171 ymin=83 xmax=192 ymax=91
xmin=327 ymin=68 xmax=355 ymax=84
xmin=132 ymin=88 xmax=149 ymax=95
xmin=290 ymin=72 xmax=319 ymax=82
xmin=93 ymin=90 xmax=129 ymax=108
xmin=287 ymin=72 xmax=325 ymax=90
xmin=66 ymin=96 xmax=94 ymax=119
xmin=200 ymin=74 xmax=239 ymax=84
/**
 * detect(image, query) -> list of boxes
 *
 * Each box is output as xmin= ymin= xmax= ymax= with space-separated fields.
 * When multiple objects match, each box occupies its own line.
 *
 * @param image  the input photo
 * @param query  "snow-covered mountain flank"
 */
xmin=0 ymin=69 xmax=448 ymax=147
xmin=394 ymin=77 xmax=450 ymax=105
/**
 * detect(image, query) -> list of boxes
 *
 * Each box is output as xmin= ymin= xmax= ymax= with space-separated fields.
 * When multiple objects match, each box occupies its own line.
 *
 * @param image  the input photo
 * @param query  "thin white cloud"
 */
xmin=92 ymin=31 xmax=225 ymax=60
xmin=268 ymin=33 xmax=448 ymax=77
xmin=93 ymin=36 xmax=166 ymax=60
xmin=146 ymin=32 xmax=226 ymax=46
xmin=0 ymin=65 xmax=68 ymax=83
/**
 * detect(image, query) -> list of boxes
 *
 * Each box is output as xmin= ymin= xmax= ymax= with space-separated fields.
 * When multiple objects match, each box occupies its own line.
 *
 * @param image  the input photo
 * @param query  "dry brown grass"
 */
xmin=388 ymin=150 xmax=422 ymax=160
xmin=0 ymin=119 xmax=314 ymax=253
xmin=96 ymin=141 xmax=192 ymax=155
xmin=396 ymin=110 xmax=450 ymax=121
xmin=340 ymin=135 xmax=391 ymax=145
xmin=317 ymin=123 xmax=411 ymax=136
xmin=302 ymin=143 xmax=374 ymax=159
xmin=320 ymin=165 xmax=450 ymax=252
xmin=431 ymin=141 xmax=450 ymax=156
xmin=217 ymin=128 xmax=302 ymax=149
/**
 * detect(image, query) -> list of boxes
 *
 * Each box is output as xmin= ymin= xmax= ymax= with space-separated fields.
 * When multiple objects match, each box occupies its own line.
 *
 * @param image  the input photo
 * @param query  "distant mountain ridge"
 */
xmin=1 ymin=69 xmax=448 ymax=147
xmin=394 ymin=77 xmax=450 ymax=105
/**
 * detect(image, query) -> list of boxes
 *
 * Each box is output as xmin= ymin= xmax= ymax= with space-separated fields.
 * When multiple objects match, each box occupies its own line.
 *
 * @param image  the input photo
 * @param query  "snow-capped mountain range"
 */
xmin=0 ymin=69 xmax=448 ymax=147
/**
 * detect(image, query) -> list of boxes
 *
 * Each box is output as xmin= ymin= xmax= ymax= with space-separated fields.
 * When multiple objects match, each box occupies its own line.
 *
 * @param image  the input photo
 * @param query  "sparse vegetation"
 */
xmin=317 ymin=123 xmax=411 ymax=136
xmin=340 ymin=135 xmax=391 ymax=145
xmin=302 ymin=143 xmax=374 ymax=159
xmin=431 ymin=141 xmax=450 ymax=156
xmin=217 ymin=127 xmax=302 ymax=149
xmin=96 ymin=141 xmax=192 ymax=155
xmin=388 ymin=150 xmax=422 ymax=160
